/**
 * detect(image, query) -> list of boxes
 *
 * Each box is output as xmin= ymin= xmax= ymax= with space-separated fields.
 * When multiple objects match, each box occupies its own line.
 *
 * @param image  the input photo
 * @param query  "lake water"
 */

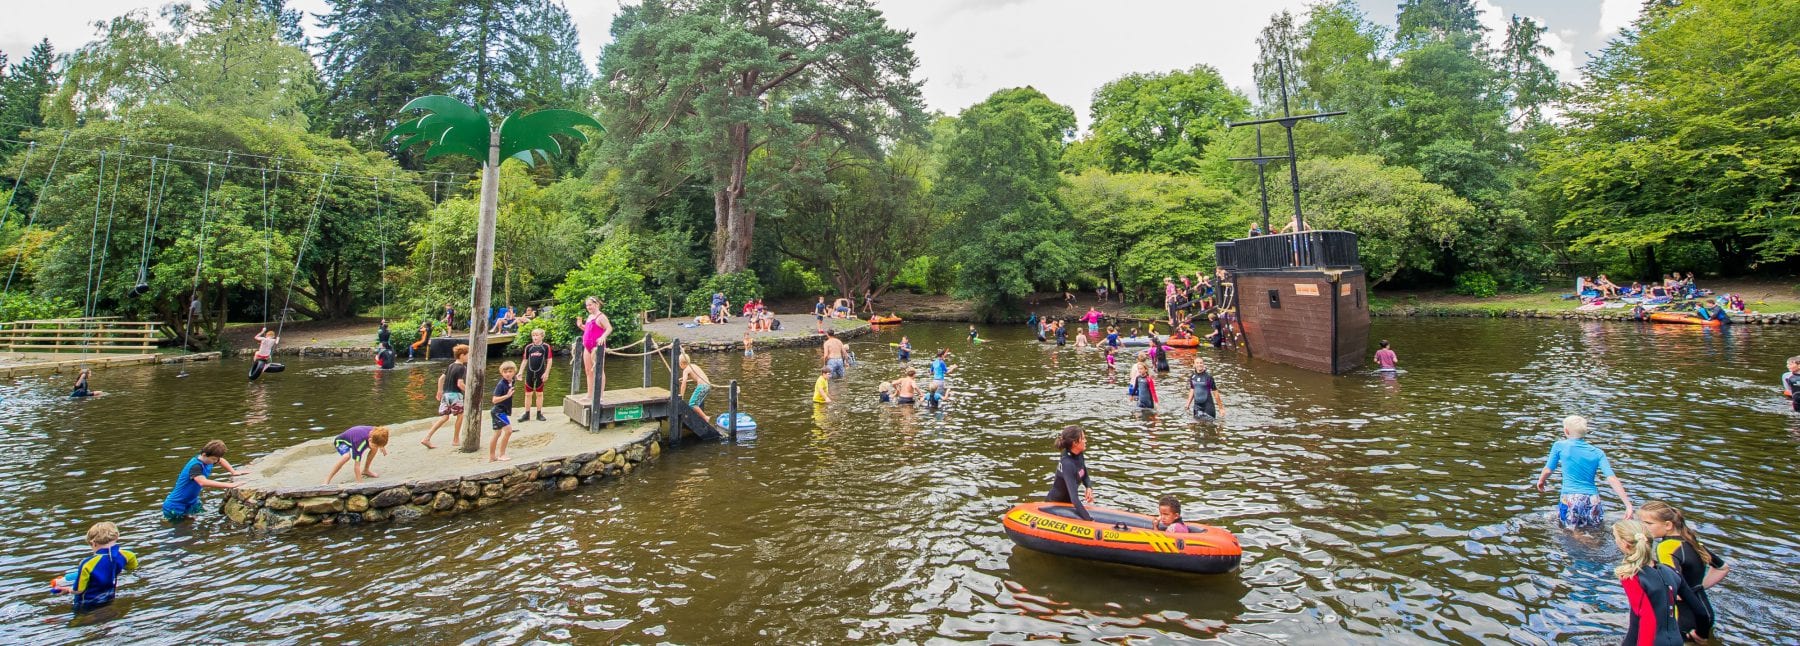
xmin=0 ymin=318 xmax=1795 ymax=644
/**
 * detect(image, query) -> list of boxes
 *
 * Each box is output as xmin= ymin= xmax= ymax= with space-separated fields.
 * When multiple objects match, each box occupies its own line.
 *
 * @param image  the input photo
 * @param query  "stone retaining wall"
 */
xmin=221 ymin=427 xmax=664 ymax=531
xmin=1373 ymin=306 xmax=1800 ymax=324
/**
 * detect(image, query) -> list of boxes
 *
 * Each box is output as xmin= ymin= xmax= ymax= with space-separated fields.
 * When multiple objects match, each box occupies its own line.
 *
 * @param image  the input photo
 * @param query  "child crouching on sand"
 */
xmin=324 ymin=426 xmax=390 ymax=484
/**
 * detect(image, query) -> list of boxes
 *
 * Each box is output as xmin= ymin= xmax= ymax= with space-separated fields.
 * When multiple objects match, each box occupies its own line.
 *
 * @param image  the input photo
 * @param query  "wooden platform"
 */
xmin=0 ymin=317 xmax=163 ymax=353
xmin=563 ymin=387 xmax=674 ymax=427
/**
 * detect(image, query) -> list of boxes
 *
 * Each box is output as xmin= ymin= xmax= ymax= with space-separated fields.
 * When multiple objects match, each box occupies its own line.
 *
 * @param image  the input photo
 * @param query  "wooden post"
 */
xmin=667 ymin=338 xmax=682 ymax=441
xmin=642 ymin=332 xmax=652 ymax=387
xmin=459 ymin=128 xmax=502 ymax=453
xmin=726 ymin=380 xmax=739 ymax=441
xmin=567 ymin=340 xmax=580 ymax=397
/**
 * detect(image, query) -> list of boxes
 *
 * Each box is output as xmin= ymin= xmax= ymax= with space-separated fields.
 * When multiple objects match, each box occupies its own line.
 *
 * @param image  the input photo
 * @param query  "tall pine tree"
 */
xmin=0 ymin=39 xmax=58 ymax=149
xmin=314 ymin=0 xmax=460 ymax=149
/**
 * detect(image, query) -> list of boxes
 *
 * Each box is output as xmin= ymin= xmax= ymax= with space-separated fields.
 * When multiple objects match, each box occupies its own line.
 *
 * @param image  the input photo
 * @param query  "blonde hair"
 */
xmin=1640 ymin=501 xmax=1714 ymax=563
xmin=369 ymin=426 xmax=390 ymax=449
xmin=1613 ymin=519 xmax=1657 ymax=579
xmin=87 ymin=521 xmax=119 ymax=546
xmin=1563 ymin=415 xmax=1588 ymax=438
xmin=499 ymin=360 xmax=517 ymax=373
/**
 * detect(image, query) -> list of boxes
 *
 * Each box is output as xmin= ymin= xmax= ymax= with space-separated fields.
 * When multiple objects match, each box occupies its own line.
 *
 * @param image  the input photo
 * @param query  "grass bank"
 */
xmin=1371 ymin=278 xmax=1800 ymax=318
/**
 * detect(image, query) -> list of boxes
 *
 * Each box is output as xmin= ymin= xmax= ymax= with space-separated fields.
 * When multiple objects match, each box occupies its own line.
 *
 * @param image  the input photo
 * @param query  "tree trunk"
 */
xmin=460 ymin=130 xmax=501 ymax=454
xmin=1644 ymin=244 xmax=1661 ymax=279
xmin=715 ymin=122 xmax=754 ymax=273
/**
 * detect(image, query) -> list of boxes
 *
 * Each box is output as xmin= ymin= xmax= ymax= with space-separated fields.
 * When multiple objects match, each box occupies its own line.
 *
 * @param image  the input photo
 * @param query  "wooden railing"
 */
xmin=1215 ymin=230 xmax=1359 ymax=270
xmin=0 ymin=317 xmax=163 ymax=353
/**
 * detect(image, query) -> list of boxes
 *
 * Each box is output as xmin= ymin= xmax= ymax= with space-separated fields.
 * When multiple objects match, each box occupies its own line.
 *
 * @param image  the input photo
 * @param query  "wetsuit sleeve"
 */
xmin=1063 ymin=465 xmax=1091 ymax=521
xmin=1621 ymin=575 xmax=1656 ymax=646
xmin=122 ymin=549 xmax=138 ymax=571
xmin=1674 ymin=575 xmax=1714 ymax=638
xmin=1655 ymin=539 xmax=1680 ymax=568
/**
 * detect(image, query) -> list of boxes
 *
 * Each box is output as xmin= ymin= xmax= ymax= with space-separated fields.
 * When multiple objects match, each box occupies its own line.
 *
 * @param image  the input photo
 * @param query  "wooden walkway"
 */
xmin=0 ymin=316 xmax=163 ymax=353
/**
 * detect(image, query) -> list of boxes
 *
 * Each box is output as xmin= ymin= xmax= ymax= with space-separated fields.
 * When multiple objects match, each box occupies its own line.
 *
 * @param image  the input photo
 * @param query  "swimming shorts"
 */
xmin=826 ymin=357 xmax=845 ymax=378
xmin=438 ymin=391 xmax=465 ymax=416
xmin=688 ymin=383 xmax=711 ymax=407
xmin=1558 ymin=494 xmax=1606 ymax=527
xmin=492 ymin=410 xmax=512 ymax=428
xmin=896 ymin=396 xmax=915 ymax=405
xmin=162 ymin=501 xmax=203 ymax=524
xmin=334 ymin=438 xmax=366 ymax=459
xmin=522 ymin=371 xmax=545 ymax=393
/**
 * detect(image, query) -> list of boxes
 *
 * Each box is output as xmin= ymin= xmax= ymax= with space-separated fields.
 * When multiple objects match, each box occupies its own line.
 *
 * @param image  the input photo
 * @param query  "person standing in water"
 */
xmin=581 ymin=297 xmax=612 ymax=398
xmin=1782 ymin=356 xmax=1800 ymax=412
xmin=1186 ymin=359 xmax=1224 ymax=419
xmin=1047 ymin=425 xmax=1095 ymax=521
xmin=1639 ymin=501 xmax=1728 ymax=640
xmin=1375 ymin=340 xmax=1398 ymax=373
xmin=821 ymin=329 xmax=850 ymax=378
xmin=1612 ymin=519 xmax=1713 ymax=644
xmin=409 ymin=319 xmax=432 ymax=361
xmin=1534 ymin=415 xmax=1635 ymax=527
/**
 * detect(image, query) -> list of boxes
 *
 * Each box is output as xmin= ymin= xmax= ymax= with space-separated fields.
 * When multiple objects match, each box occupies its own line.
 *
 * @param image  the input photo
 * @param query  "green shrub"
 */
xmin=1453 ymin=271 xmax=1499 ymax=298
xmin=768 ymin=260 xmax=830 ymax=299
xmin=513 ymin=310 xmax=573 ymax=349
xmin=552 ymin=243 xmax=653 ymax=340
xmin=893 ymin=255 xmax=954 ymax=294
xmin=683 ymin=270 xmax=764 ymax=316
xmin=0 ymin=292 xmax=78 ymax=323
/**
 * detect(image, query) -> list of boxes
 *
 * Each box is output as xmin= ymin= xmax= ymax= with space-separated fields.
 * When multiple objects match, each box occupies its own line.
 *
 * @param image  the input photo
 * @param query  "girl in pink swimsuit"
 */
xmin=582 ymin=297 xmax=612 ymax=397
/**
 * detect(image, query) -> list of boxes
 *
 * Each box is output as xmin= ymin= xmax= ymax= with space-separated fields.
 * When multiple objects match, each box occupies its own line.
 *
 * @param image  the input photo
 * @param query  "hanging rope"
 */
xmin=180 ymin=162 xmax=217 ymax=351
xmin=133 ymin=146 xmax=175 ymax=292
xmin=81 ymin=150 xmax=108 ymax=317
xmin=91 ymin=141 xmax=127 ymax=313
xmin=261 ymin=165 xmax=274 ymax=324
xmin=4 ymin=131 xmax=71 ymax=296
xmin=375 ymin=176 xmax=387 ymax=320
xmin=0 ymin=141 xmax=38 ymax=232
xmin=273 ymin=164 xmax=338 ymax=339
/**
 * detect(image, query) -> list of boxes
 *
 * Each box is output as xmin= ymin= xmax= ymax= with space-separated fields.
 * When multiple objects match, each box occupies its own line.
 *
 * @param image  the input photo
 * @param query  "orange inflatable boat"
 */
xmin=1646 ymin=311 xmax=1723 ymax=327
xmin=1162 ymin=336 xmax=1200 ymax=348
xmin=870 ymin=316 xmax=904 ymax=325
xmin=1002 ymin=502 xmax=1242 ymax=574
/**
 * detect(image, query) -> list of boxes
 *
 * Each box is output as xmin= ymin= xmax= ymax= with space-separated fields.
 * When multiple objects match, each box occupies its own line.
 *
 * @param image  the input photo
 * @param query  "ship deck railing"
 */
xmin=1215 ymin=230 xmax=1359 ymax=271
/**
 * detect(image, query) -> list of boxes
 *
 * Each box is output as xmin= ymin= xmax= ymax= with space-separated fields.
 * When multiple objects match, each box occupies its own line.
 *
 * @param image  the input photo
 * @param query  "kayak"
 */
xmin=1002 ymin=502 xmax=1242 ymax=574
xmin=1646 ymin=312 xmax=1723 ymax=327
xmin=870 ymin=316 xmax=904 ymax=325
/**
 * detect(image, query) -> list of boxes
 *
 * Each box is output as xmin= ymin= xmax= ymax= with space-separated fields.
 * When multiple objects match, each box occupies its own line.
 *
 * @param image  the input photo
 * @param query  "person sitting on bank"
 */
xmin=1594 ymin=274 xmax=1620 ymax=297
xmin=1154 ymin=495 xmax=1191 ymax=533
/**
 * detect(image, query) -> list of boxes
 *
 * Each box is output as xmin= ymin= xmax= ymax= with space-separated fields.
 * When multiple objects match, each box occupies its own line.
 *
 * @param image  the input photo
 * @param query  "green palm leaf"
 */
xmin=385 ymin=95 xmax=490 ymax=162
xmin=498 ymin=109 xmax=603 ymax=167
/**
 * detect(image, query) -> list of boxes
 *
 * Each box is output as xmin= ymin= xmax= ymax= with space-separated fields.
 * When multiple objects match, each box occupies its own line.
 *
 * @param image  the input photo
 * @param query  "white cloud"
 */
xmin=1598 ymin=0 xmax=1639 ymax=38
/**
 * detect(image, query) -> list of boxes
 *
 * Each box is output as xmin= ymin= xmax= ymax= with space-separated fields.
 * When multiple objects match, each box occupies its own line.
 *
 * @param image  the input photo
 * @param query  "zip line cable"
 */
xmin=3 ymin=131 xmax=71 ymax=296
xmin=91 ymin=140 xmax=127 ymax=314
xmin=81 ymin=149 xmax=108 ymax=316
xmin=274 ymin=163 xmax=339 ymax=339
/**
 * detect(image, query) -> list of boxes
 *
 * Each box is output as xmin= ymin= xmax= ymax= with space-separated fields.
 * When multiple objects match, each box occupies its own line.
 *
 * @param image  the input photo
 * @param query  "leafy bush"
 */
xmin=767 ymin=260 xmax=830 ymax=299
xmin=893 ymin=255 xmax=954 ymax=295
xmin=1453 ymin=271 xmax=1499 ymax=298
xmin=552 ymin=242 xmax=653 ymax=340
xmin=513 ymin=309 xmax=573 ymax=349
xmin=0 ymin=292 xmax=78 ymax=323
xmin=682 ymin=270 xmax=764 ymax=316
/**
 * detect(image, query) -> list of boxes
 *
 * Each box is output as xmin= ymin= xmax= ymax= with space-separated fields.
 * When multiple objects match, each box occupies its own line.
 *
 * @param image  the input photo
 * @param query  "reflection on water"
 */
xmin=0 ymin=319 xmax=1797 ymax=643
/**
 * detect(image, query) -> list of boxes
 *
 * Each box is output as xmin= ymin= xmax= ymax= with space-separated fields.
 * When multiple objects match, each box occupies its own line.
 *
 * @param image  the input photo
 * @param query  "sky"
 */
xmin=2 ymin=0 xmax=1638 ymax=130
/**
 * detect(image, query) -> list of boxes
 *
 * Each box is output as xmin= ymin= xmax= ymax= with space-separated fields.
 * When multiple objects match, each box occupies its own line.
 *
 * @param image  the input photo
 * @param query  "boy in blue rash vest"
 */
xmin=161 ymin=440 xmax=245 ymax=523
xmin=50 ymin=522 xmax=138 ymax=612
xmin=1533 ymin=415 xmax=1636 ymax=527
xmin=1782 ymin=356 xmax=1800 ymax=412
xmin=897 ymin=336 xmax=911 ymax=362
xmin=927 ymin=349 xmax=954 ymax=406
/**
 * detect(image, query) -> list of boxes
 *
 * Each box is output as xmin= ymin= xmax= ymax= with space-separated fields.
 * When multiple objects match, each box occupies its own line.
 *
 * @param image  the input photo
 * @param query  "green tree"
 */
xmin=50 ymin=2 xmax=318 ymax=126
xmin=1535 ymin=0 xmax=1800 ymax=273
xmin=935 ymin=90 xmax=1079 ymax=314
xmin=551 ymin=235 xmax=652 ymax=340
xmin=595 ymin=0 xmax=926 ymax=273
xmin=1291 ymin=155 xmax=1481 ymax=286
xmin=405 ymin=162 xmax=592 ymax=309
xmin=0 ymin=40 xmax=59 ymax=149
xmin=1065 ymin=170 xmax=1244 ymax=294
xmin=1252 ymin=10 xmax=1304 ymax=110
xmin=1070 ymin=66 xmax=1248 ymax=174
xmin=314 ymin=0 xmax=459 ymax=148
xmin=1498 ymin=15 xmax=1561 ymax=128
xmin=772 ymin=146 xmax=933 ymax=297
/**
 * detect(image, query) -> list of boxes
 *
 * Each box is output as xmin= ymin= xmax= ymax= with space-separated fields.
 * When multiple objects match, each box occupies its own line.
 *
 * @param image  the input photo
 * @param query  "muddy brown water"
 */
xmin=0 ymin=319 xmax=1797 ymax=644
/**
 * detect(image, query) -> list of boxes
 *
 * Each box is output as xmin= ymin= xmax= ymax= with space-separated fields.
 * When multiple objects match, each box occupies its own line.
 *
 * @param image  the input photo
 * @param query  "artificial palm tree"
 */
xmin=388 ymin=96 xmax=600 ymax=452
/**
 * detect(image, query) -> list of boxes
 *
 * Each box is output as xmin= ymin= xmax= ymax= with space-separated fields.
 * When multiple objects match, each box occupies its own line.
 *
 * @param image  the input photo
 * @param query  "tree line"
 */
xmin=0 ymin=0 xmax=1792 ymax=340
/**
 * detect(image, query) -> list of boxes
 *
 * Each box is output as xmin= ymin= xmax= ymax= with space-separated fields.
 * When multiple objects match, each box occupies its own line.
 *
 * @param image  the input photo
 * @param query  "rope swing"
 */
xmin=273 ymin=163 xmax=338 ymax=340
xmin=4 ymin=131 xmax=71 ymax=296
xmin=179 ymin=161 xmax=217 ymax=351
xmin=131 ymin=146 xmax=175 ymax=297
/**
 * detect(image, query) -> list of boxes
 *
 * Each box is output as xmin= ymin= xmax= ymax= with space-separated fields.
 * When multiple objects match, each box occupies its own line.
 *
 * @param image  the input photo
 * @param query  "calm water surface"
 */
xmin=1 ymin=318 xmax=1797 ymax=644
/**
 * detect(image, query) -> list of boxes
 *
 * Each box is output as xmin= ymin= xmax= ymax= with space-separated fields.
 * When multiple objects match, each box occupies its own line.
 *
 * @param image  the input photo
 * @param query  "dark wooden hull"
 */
xmin=1231 ymin=269 xmax=1369 ymax=374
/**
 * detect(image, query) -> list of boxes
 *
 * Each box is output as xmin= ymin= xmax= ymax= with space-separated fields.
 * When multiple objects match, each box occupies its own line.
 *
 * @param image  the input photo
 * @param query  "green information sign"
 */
xmin=613 ymin=404 xmax=645 ymax=421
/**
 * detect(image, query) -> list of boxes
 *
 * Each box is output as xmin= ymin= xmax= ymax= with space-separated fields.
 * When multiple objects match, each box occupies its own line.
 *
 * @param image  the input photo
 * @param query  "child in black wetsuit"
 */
xmin=1046 ymin=426 xmax=1094 ymax=521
